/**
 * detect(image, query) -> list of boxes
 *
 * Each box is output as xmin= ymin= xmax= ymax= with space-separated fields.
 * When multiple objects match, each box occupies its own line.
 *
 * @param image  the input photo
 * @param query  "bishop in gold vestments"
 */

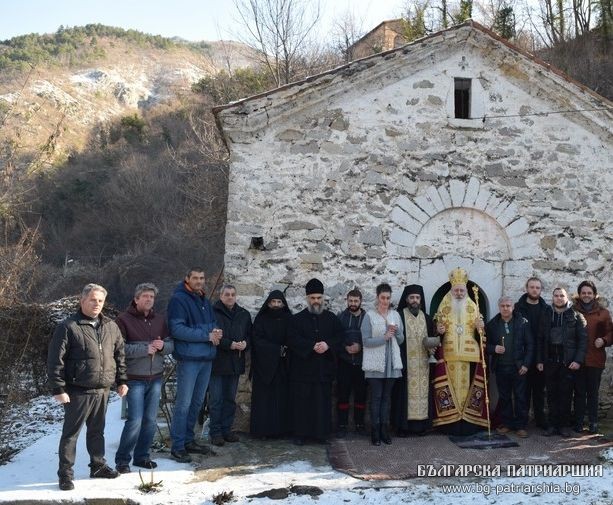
xmin=432 ymin=268 xmax=488 ymax=435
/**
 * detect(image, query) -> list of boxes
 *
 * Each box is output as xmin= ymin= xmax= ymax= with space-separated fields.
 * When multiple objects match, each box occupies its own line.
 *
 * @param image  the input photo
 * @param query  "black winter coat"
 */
xmin=47 ymin=311 xmax=127 ymax=395
xmin=539 ymin=306 xmax=588 ymax=365
xmin=485 ymin=312 xmax=534 ymax=371
xmin=514 ymin=294 xmax=552 ymax=365
xmin=212 ymin=301 xmax=252 ymax=375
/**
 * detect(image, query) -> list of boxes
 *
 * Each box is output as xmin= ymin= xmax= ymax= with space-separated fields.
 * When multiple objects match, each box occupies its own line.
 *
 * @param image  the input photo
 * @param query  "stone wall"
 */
xmin=216 ymin=25 xmax=613 ymax=420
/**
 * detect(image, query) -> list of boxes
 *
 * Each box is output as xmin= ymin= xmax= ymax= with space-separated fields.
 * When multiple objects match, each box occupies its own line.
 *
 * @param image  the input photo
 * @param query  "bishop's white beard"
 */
xmin=451 ymin=296 xmax=468 ymax=315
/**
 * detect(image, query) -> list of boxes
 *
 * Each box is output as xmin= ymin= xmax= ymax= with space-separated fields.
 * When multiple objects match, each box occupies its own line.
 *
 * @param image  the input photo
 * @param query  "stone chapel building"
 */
xmin=213 ymin=21 xmax=613 ymax=319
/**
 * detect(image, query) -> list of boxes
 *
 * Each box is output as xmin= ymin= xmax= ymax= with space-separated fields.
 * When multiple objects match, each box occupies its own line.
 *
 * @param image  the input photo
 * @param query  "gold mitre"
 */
xmin=448 ymin=267 xmax=468 ymax=286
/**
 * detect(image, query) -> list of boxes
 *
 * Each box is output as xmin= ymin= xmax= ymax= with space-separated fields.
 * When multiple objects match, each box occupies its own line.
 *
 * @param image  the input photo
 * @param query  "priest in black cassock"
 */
xmin=288 ymin=278 xmax=344 ymax=444
xmin=249 ymin=290 xmax=292 ymax=439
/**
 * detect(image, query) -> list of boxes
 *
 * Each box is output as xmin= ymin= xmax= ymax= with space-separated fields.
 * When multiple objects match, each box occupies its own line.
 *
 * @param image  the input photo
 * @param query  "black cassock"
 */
xmin=250 ymin=291 xmax=292 ymax=438
xmin=287 ymin=308 xmax=344 ymax=440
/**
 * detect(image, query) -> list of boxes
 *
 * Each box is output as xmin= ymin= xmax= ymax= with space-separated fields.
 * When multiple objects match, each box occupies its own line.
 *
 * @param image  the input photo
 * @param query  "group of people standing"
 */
xmin=46 ymin=267 xmax=612 ymax=491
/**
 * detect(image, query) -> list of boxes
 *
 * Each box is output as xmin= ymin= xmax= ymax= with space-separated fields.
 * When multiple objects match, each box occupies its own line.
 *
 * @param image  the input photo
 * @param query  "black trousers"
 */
xmin=545 ymin=362 xmax=575 ymax=429
xmin=573 ymin=366 xmax=603 ymax=425
xmin=368 ymin=378 xmax=396 ymax=425
xmin=526 ymin=365 xmax=547 ymax=425
xmin=495 ymin=365 xmax=528 ymax=430
xmin=58 ymin=387 xmax=109 ymax=478
xmin=336 ymin=360 xmax=367 ymax=427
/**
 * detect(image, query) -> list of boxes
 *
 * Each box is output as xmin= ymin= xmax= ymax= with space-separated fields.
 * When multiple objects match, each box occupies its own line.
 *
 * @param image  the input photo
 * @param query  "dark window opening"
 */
xmin=454 ymin=78 xmax=471 ymax=119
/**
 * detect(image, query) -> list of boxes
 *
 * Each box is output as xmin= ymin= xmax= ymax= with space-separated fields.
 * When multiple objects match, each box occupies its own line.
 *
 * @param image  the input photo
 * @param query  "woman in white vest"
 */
xmin=362 ymin=283 xmax=404 ymax=445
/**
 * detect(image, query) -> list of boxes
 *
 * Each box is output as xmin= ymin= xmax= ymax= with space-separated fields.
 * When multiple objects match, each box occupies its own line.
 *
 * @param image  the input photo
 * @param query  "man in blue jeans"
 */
xmin=167 ymin=268 xmax=221 ymax=462
xmin=114 ymin=283 xmax=173 ymax=473
xmin=210 ymin=285 xmax=252 ymax=446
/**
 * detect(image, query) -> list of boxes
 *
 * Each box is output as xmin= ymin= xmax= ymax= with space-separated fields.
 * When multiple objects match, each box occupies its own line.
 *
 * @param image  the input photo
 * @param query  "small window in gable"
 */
xmin=454 ymin=78 xmax=471 ymax=119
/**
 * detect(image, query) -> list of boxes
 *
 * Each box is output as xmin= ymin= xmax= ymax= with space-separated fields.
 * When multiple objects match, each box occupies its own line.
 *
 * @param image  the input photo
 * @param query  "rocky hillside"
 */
xmin=0 ymin=26 xmax=254 ymax=170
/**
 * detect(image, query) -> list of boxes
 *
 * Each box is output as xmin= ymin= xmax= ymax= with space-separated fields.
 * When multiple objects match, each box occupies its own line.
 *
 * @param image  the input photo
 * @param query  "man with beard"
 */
xmin=514 ymin=277 xmax=551 ymax=429
xmin=250 ymin=290 xmax=292 ymax=439
xmin=392 ymin=284 xmax=438 ymax=436
xmin=335 ymin=289 xmax=367 ymax=438
xmin=287 ymin=278 xmax=344 ymax=444
xmin=571 ymin=281 xmax=612 ymax=434
xmin=432 ymin=268 xmax=488 ymax=435
xmin=540 ymin=288 xmax=587 ymax=437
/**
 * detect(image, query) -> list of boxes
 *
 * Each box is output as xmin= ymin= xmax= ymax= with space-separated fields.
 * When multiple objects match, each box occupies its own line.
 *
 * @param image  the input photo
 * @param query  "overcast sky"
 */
xmin=0 ymin=0 xmax=406 ymax=42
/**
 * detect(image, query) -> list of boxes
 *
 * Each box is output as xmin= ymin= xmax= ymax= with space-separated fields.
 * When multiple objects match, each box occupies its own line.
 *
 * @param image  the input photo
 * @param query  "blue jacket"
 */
xmin=167 ymin=282 xmax=218 ymax=361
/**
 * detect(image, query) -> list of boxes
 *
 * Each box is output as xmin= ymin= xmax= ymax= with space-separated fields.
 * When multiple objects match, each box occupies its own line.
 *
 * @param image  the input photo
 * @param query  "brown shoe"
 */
xmin=496 ymin=426 xmax=510 ymax=434
xmin=516 ymin=429 xmax=529 ymax=438
xmin=211 ymin=435 xmax=225 ymax=447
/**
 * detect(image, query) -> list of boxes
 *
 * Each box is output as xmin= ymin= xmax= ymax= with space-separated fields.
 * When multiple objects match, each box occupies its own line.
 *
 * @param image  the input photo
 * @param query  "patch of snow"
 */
xmin=30 ymin=80 xmax=79 ymax=108
xmin=0 ymin=396 xmax=612 ymax=504
xmin=0 ymin=92 xmax=20 ymax=104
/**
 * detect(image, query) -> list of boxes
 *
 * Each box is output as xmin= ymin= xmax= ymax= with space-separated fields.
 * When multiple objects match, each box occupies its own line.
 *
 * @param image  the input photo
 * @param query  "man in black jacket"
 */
xmin=539 ymin=287 xmax=587 ymax=437
xmin=514 ymin=277 xmax=551 ymax=429
xmin=210 ymin=285 xmax=252 ymax=446
xmin=486 ymin=296 xmax=534 ymax=438
xmin=335 ymin=288 xmax=367 ymax=438
xmin=47 ymin=283 xmax=128 ymax=491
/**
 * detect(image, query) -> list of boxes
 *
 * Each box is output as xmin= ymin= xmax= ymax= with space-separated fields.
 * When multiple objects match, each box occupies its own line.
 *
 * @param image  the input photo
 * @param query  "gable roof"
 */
xmin=213 ymin=20 xmax=612 ymax=140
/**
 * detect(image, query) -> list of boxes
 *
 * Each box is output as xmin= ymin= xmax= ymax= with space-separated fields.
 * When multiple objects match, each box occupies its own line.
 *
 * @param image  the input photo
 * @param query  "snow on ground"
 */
xmin=0 ymin=396 xmax=612 ymax=504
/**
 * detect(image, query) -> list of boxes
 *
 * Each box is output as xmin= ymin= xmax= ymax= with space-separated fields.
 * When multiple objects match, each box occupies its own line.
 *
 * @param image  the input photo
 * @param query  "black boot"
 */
xmin=337 ymin=407 xmax=349 ymax=438
xmin=371 ymin=424 xmax=381 ymax=446
xmin=381 ymin=424 xmax=392 ymax=445
xmin=354 ymin=407 xmax=366 ymax=436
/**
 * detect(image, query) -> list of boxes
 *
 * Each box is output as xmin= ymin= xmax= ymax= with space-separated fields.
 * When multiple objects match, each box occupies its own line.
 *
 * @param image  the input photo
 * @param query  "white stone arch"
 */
xmin=386 ymin=177 xmax=539 ymax=316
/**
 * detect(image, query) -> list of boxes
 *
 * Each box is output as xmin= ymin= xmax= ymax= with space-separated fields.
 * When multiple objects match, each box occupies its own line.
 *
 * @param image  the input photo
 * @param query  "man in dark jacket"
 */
xmin=335 ymin=288 xmax=367 ymax=438
xmin=47 ymin=283 xmax=128 ymax=491
xmin=539 ymin=287 xmax=587 ymax=437
xmin=514 ymin=277 xmax=551 ymax=429
xmin=114 ymin=283 xmax=173 ymax=473
xmin=486 ymin=296 xmax=534 ymax=438
xmin=287 ymin=278 xmax=344 ymax=445
xmin=210 ymin=285 xmax=252 ymax=446
xmin=167 ymin=268 xmax=221 ymax=462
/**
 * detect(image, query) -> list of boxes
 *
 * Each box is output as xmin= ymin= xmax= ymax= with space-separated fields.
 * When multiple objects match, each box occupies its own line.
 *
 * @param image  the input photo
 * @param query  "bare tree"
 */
xmin=571 ymin=0 xmax=593 ymax=35
xmin=331 ymin=9 xmax=365 ymax=63
xmin=233 ymin=0 xmax=321 ymax=86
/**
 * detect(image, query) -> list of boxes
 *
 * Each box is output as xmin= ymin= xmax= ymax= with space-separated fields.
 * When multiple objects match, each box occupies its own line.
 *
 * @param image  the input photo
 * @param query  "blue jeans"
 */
xmin=115 ymin=378 xmax=162 ymax=465
xmin=170 ymin=360 xmax=212 ymax=452
xmin=208 ymin=374 xmax=239 ymax=437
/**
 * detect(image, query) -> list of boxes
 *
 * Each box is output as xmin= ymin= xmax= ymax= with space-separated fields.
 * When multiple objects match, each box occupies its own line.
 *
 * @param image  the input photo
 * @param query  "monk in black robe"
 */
xmin=249 ymin=290 xmax=292 ymax=438
xmin=392 ymin=284 xmax=438 ymax=435
xmin=287 ymin=278 xmax=344 ymax=444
